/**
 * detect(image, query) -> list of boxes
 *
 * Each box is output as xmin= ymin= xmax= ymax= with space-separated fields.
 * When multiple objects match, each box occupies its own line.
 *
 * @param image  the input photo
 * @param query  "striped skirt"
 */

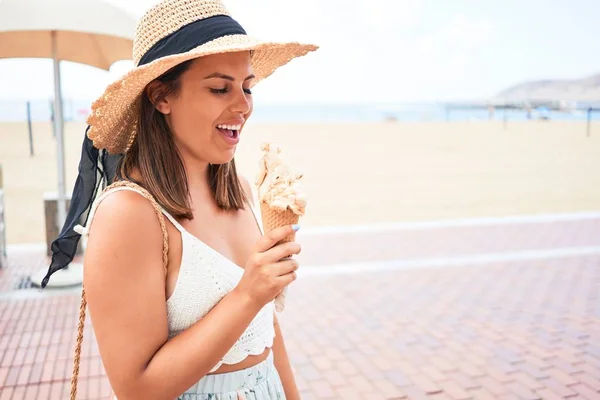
xmin=178 ymin=352 xmax=286 ymax=400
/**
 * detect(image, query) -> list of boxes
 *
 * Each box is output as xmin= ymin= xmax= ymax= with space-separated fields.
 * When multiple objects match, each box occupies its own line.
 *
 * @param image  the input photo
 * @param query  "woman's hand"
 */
xmin=235 ymin=224 xmax=301 ymax=307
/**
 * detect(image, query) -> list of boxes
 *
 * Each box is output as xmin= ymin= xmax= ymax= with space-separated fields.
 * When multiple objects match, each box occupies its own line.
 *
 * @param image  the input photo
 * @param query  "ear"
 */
xmin=146 ymin=81 xmax=171 ymax=115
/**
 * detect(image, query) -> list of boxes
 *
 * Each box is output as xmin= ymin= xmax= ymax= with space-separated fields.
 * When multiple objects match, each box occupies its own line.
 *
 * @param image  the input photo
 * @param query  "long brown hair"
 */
xmin=115 ymin=59 xmax=248 ymax=219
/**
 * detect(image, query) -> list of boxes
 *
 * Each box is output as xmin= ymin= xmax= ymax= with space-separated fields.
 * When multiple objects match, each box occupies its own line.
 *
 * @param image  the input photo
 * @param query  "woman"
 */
xmin=42 ymin=0 xmax=318 ymax=399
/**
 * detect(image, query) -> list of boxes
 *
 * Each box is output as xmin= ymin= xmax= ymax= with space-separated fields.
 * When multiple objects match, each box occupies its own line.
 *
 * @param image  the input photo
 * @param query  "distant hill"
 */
xmin=493 ymin=73 xmax=600 ymax=102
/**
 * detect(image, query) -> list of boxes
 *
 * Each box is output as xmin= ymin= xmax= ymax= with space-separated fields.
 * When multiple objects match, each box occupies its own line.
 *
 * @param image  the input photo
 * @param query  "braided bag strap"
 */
xmin=70 ymin=181 xmax=169 ymax=400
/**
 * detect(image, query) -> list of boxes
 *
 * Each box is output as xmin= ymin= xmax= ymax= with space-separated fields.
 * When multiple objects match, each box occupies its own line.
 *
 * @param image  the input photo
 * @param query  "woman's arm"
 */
xmin=84 ymin=191 xmax=265 ymax=400
xmin=272 ymin=314 xmax=301 ymax=400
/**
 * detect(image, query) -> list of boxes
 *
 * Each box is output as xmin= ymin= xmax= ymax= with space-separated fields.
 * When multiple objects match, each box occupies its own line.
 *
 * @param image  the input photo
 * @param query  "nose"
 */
xmin=230 ymin=87 xmax=252 ymax=115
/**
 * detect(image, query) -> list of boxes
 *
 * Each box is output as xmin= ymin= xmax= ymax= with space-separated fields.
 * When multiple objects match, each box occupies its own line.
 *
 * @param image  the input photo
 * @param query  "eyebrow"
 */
xmin=203 ymin=72 xmax=255 ymax=81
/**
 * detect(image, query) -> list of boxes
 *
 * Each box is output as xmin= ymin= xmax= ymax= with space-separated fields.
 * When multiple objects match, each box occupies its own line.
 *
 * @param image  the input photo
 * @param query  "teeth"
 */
xmin=217 ymin=124 xmax=241 ymax=130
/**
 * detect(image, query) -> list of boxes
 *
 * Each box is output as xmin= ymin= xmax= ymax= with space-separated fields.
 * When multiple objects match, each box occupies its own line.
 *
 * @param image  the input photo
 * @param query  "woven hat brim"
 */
xmin=86 ymin=34 xmax=319 ymax=154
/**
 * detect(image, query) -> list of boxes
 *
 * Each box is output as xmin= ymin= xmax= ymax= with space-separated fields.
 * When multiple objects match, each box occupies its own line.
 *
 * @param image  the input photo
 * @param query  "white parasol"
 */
xmin=0 ymin=0 xmax=137 ymax=286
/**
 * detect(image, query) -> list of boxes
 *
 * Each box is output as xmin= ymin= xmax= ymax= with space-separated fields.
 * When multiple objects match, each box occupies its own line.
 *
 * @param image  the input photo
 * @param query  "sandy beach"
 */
xmin=1 ymin=120 xmax=600 ymax=244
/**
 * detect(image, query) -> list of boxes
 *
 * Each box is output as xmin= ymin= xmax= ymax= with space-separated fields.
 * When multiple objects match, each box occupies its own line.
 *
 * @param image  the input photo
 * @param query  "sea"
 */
xmin=1 ymin=98 xmax=600 ymax=124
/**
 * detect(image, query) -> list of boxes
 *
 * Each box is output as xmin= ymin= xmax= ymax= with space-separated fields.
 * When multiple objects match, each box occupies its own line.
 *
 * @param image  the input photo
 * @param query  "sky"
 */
xmin=0 ymin=0 xmax=599 ymax=104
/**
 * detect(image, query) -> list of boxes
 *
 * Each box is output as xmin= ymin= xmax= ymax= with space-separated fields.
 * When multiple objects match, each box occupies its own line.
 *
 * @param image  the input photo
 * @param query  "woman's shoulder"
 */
xmin=83 ymin=187 xmax=166 ymax=282
xmin=96 ymin=186 xmax=157 ymax=217
xmin=88 ymin=187 xmax=164 ymax=245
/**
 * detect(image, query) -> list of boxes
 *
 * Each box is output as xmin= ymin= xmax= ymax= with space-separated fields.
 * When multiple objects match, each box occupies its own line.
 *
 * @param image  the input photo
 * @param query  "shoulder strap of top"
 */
xmin=248 ymin=202 xmax=264 ymax=235
xmin=159 ymin=208 xmax=187 ymax=234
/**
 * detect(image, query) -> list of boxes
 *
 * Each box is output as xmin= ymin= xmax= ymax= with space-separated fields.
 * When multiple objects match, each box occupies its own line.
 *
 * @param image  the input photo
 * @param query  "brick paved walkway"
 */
xmin=1 ymin=215 xmax=599 ymax=399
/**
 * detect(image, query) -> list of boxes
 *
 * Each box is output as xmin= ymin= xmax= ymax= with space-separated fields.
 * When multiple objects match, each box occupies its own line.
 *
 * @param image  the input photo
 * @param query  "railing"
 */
xmin=0 ymin=99 xmax=91 ymax=123
xmin=1 ymin=98 xmax=600 ymax=130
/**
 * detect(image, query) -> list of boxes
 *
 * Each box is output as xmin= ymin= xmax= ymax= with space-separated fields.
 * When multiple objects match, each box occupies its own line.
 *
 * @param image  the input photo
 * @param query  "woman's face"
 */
xmin=156 ymin=51 xmax=254 ymax=165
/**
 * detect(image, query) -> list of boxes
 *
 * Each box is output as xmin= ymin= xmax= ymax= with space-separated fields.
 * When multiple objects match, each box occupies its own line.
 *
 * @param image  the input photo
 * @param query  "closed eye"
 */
xmin=210 ymin=87 xmax=253 ymax=95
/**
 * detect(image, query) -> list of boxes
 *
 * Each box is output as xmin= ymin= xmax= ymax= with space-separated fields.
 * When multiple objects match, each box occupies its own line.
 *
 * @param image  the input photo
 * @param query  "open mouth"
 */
xmin=216 ymin=124 xmax=241 ymax=140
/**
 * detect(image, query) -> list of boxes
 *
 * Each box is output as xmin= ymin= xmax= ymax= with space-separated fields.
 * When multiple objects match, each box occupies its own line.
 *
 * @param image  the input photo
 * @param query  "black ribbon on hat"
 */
xmin=42 ymin=14 xmax=249 ymax=288
xmin=138 ymin=14 xmax=247 ymax=66
xmin=41 ymin=130 xmax=121 ymax=288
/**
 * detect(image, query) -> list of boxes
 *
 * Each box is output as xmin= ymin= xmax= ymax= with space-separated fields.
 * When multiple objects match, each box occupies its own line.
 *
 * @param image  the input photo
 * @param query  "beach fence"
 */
xmin=444 ymin=102 xmax=600 ymax=134
xmin=0 ymin=99 xmax=89 ymax=157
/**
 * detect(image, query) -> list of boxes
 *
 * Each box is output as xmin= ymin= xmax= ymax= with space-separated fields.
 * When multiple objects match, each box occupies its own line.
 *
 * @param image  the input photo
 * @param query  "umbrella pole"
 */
xmin=30 ymin=31 xmax=83 ymax=288
xmin=51 ymin=31 xmax=68 ymax=238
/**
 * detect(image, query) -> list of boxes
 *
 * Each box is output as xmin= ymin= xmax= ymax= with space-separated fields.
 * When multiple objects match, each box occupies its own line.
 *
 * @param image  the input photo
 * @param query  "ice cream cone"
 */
xmin=255 ymin=143 xmax=306 ymax=313
xmin=260 ymin=202 xmax=300 ymax=244
xmin=259 ymin=202 xmax=300 ymax=313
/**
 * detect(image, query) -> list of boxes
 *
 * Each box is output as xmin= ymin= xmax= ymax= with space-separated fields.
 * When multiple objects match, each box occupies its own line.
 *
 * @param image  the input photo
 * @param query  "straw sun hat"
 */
xmin=86 ymin=0 xmax=319 ymax=155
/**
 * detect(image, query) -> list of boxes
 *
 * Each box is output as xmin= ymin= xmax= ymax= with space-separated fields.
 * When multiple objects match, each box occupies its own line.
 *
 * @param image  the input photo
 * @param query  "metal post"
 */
xmin=27 ymin=101 xmax=34 ymax=156
xmin=51 ymin=31 xmax=67 ymax=233
xmin=587 ymin=108 xmax=592 ymax=137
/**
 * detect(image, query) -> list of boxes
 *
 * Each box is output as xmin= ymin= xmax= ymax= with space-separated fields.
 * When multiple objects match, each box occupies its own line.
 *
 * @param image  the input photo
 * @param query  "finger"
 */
xmin=269 ymin=259 xmax=299 ymax=277
xmin=275 ymin=269 xmax=297 ymax=287
xmin=262 ymin=242 xmax=301 ymax=264
xmin=255 ymin=224 xmax=300 ymax=253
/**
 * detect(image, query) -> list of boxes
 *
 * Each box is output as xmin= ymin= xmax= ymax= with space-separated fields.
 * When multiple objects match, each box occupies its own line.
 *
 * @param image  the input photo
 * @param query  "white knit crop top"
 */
xmin=76 ymin=186 xmax=275 ymax=373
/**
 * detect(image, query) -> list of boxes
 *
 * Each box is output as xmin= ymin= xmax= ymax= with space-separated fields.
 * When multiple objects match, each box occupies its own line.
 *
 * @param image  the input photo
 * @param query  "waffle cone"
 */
xmin=260 ymin=202 xmax=301 ymax=313
xmin=260 ymin=202 xmax=300 ymax=244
